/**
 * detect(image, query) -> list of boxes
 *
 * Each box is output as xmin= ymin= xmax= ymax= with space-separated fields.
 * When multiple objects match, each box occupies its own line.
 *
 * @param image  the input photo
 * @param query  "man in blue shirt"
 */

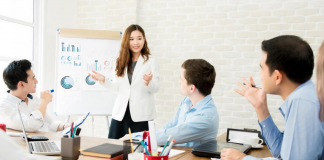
xmin=122 ymin=59 xmax=219 ymax=147
xmin=221 ymin=35 xmax=324 ymax=160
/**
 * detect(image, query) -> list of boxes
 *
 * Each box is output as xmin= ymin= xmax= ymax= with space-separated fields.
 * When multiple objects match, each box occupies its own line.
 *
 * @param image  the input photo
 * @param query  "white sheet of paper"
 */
xmin=228 ymin=131 xmax=258 ymax=144
xmin=157 ymin=147 xmax=186 ymax=158
xmin=6 ymin=132 xmax=29 ymax=137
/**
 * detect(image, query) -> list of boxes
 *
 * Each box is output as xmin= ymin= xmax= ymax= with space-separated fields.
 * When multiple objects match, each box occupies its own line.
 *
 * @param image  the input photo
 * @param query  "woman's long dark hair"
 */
xmin=115 ymin=24 xmax=151 ymax=77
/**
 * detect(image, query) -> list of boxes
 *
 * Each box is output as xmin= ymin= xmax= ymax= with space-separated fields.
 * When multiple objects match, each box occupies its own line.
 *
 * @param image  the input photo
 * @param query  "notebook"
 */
xmin=82 ymin=154 xmax=123 ymax=160
xmin=82 ymin=143 xmax=124 ymax=158
xmin=191 ymin=140 xmax=251 ymax=158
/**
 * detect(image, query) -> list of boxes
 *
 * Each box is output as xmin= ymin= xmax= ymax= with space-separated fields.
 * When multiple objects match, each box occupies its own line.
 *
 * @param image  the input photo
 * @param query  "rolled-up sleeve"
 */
xmin=0 ymin=101 xmax=44 ymax=132
xmin=30 ymin=110 xmax=44 ymax=120
xmin=44 ymin=113 xmax=61 ymax=132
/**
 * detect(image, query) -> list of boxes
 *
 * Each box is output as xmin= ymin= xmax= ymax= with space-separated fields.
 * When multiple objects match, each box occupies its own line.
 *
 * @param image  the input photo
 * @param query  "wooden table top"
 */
xmin=8 ymin=129 xmax=272 ymax=159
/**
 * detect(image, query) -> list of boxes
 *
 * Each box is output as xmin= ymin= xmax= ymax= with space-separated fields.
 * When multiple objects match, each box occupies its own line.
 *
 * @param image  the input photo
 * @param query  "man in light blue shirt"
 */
xmin=122 ymin=59 xmax=219 ymax=147
xmin=221 ymin=35 xmax=324 ymax=160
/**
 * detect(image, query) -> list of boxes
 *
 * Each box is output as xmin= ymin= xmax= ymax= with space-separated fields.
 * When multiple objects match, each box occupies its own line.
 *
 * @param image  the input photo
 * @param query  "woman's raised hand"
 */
xmin=89 ymin=70 xmax=105 ymax=83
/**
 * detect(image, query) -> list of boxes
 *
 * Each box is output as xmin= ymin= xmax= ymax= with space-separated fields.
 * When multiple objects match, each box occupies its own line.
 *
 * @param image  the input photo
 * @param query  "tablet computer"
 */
xmin=191 ymin=140 xmax=251 ymax=158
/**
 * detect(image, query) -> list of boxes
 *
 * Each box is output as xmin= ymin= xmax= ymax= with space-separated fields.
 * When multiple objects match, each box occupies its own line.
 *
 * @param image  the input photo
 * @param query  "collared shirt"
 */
xmin=133 ymin=94 xmax=219 ymax=147
xmin=0 ymin=91 xmax=61 ymax=132
xmin=243 ymin=80 xmax=324 ymax=160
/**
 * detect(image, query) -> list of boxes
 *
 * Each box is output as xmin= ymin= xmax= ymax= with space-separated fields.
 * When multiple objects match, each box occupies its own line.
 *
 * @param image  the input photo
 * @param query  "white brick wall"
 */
xmin=77 ymin=0 xmax=323 ymax=137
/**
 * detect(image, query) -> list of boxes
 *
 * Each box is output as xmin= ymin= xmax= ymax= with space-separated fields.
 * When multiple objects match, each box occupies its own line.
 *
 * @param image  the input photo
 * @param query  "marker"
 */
xmin=75 ymin=128 xmax=82 ymax=136
xmin=162 ymin=139 xmax=175 ymax=156
xmin=160 ymin=135 xmax=172 ymax=156
xmin=70 ymin=122 xmax=74 ymax=138
xmin=50 ymin=89 xmax=54 ymax=93
xmin=148 ymin=121 xmax=158 ymax=156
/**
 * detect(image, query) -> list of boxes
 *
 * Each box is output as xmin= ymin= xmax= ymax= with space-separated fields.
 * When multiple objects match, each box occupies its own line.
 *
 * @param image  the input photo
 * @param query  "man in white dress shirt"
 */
xmin=0 ymin=59 xmax=69 ymax=132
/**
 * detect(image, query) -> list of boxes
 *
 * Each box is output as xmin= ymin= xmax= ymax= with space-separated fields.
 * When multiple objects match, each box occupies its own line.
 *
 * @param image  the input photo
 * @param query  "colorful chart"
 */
xmin=104 ymin=60 xmax=110 ymax=66
xmin=61 ymin=76 xmax=74 ymax=89
xmin=87 ymin=60 xmax=102 ymax=71
xmin=85 ymin=75 xmax=96 ymax=85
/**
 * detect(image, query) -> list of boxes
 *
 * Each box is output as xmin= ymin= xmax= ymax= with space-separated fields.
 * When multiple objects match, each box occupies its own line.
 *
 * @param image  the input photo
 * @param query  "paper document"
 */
xmin=61 ymin=112 xmax=90 ymax=134
xmin=7 ymin=132 xmax=29 ymax=137
xmin=157 ymin=147 xmax=186 ymax=158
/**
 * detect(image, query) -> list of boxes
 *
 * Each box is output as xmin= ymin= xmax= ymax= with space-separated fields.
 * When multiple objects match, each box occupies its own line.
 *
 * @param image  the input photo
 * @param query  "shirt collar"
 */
xmin=6 ymin=90 xmax=33 ymax=103
xmin=185 ymin=94 xmax=213 ymax=111
xmin=279 ymin=80 xmax=313 ymax=115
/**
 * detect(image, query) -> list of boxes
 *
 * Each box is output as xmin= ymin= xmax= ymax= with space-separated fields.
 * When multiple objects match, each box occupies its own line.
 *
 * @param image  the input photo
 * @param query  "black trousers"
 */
xmin=108 ymin=102 xmax=149 ymax=139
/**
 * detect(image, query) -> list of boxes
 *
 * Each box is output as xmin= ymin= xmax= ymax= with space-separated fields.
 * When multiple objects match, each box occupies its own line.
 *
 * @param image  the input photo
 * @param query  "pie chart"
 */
xmin=61 ymin=76 xmax=74 ymax=89
xmin=104 ymin=60 xmax=110 ymax=66
xmin=85 ymin=75 xmax=96 ymax=85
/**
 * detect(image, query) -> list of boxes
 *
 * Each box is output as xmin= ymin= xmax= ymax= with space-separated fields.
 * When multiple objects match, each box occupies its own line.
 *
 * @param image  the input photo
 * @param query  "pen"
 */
xmin=242 ymin=83 xmax=261 ymax=89
xmin=163 ymin=139 xmax=175 ymax=156
xmin=70 ymin=122 xmax=74 ymax=138
xmin=140 ymin=140 xmax=150 ymax=155
xmin=72 ymin=125 xmax=77 ymax=138
xmin=160 ymin=135 xmax=172 ymax=156
xmin=50 ymin=89 xmax=54 ymax=93
xmin=144 ymin=142 xmax=149 ymax=155
xmin=128 ymin=128 xmax=134 ymax=153
xmin=161 ymin=146 xmax=169 ymax=156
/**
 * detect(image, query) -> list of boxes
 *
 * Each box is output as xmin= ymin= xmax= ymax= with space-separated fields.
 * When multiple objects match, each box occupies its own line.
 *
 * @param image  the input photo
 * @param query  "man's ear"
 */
xmin=17 ymin=81 xmax=24 ymax=89
xmin=273 ymin=70 xmax=283 ymax=85
xmin=190 ymin=84 xmax=196 ymax=93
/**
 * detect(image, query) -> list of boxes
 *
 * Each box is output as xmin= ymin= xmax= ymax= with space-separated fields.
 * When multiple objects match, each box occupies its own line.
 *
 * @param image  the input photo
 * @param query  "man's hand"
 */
xmin=143 ymin=71 xmax=153 ymax=86
xmin=40 ymin=90 xmax=52 ymax=104
xmin=221 ymin=148 xmax=246 ymax=160
xmin=234 ymin=76 xmax=267 ymax=109
xmin=39 ymin=90 xmax=53 ymax=118
xmin=119 ymin=134 xmax=130 ymax=141
xmin=234 ymin=76 xmax=270 ymax=121
xmin=64 ymin=123 xmax=71 ymax=129
xmin=57 ymin=123 xmax=71 ymax=132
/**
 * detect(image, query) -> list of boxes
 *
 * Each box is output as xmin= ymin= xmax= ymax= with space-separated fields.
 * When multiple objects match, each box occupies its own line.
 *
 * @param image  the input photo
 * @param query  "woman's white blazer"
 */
xmin=100 ymin=55 xmax=159 ymax=122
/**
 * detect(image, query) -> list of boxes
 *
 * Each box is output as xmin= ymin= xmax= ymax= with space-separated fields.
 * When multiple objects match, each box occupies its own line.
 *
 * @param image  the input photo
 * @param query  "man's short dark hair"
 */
xmin=181 ymin=59 xmax=216 ymax=96
xmin=261 ymin=35 xmax=314 ymax=84
xmin=3 ymin=59 xmax=32 ymax=90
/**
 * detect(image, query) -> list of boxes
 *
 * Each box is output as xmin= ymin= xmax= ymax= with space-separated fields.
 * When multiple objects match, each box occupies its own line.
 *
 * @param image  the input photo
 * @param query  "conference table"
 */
xmin=8 ymin=129 xmax=272 ymax=159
